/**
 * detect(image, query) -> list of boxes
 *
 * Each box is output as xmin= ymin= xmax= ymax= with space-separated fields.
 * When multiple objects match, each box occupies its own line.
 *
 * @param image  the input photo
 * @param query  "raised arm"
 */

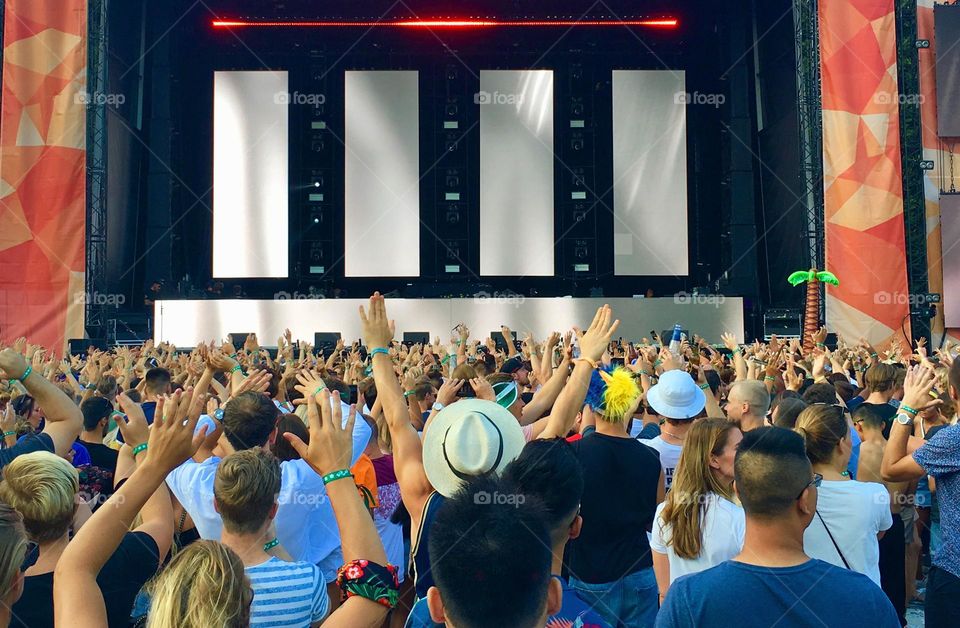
xmin=284 ymin=389 xmax=392 ymax=628
xmin=520 ymin=352 xmax=571 ymax=425
xmin=882 ymin=366 xmax=936 ymax=482
xmin=54 ymin=388 xmax=207 ymax=628
xmin=538 ymin=306 xmax=619 ymax=440
xmin=0 ymin=348 xmax=82 ymax=456
xmin=361 ymin=293 xmax=433 ymax=518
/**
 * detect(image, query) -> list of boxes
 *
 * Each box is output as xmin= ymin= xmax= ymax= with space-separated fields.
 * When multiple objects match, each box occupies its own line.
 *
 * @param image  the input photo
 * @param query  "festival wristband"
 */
xmin=132 ymin=443 xmax=148 ymax=457
xmin=230 ymin=364 xmax=243 ymax=374
xmin=369 ymin=347 xmax=390 ymax=358
xmin=18 ymin=366 xmax=32 ymax=383
xmin=899 ymin=404 xmax=919 ymax=416
xmin=322 ymin=469 xmax=353 ymax=486
xmin=403 ymin=390 xmax=416 ymax=398
xmin=2 ymin=431 xmax=15 ymax=438
xmin=764 ymin=375 xmax=776 ymax=381
xmin=699 ymin=383 xmax=711 ymax=390
xmin=263 ymin=538 xmax=280 ymax=552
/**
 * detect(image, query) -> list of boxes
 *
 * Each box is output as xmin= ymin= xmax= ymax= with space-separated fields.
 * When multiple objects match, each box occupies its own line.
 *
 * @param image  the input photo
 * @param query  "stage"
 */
xmin=153 ymin=296 xmax=744 ymax=346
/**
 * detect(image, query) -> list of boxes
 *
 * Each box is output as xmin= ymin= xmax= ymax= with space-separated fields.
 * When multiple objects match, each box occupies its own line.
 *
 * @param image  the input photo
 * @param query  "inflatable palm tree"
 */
xmin=787 ymin=269 xmax=839 ymax=350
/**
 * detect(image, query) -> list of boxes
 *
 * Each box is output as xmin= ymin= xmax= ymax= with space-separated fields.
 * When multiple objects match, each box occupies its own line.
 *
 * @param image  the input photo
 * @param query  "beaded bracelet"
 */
xmin=132 ymin=443 xmax=148 ymax=457
xmin=263 ymin=538 xmax=280 ymax=552
xmin=336 ymin=559 xmax=400 ymax=608
xmin=322 ymin=469 xmax=353 ymax=486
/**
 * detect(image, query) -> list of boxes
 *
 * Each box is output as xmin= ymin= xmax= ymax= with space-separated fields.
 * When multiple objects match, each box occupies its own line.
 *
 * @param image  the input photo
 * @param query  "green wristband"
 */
xmin=263 ymin=538 xmax=280 ymax=552
xmin=322 ymin=469 xmax=353 ymax=486
xmin=17 ymin=365 xmax=32 ymax=383
xmin=2 ymin=431 xmax=15 ymax=438
xmin=899 ymin=404 xmax=919 ymax=416
xmin=764 ymin=375 xmax=776 ymax=381
xmin=132 ymin=443 xmax=148 ymax=457
xmin=230 ymin=364 xmax=243 ymax=374
xmin=698 ymin=383 xmax=711 ymax=390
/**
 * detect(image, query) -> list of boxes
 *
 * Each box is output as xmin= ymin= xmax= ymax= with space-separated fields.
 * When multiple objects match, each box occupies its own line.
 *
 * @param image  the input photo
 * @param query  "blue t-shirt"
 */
xmin=847 ymin=424 xmax=861 ymax=479
xmin=655 ymin=559 xmax=898 ymax=628
xmin=913 ymin=424 xmax=960 ymax=578
xmin=550 ymin=577 xmax=610 ymax=627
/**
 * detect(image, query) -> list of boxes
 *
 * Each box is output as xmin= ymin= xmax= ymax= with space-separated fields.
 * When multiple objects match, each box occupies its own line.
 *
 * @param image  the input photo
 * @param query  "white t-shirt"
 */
xmin=640 ymin=436 xmax=683 ymax=490
xmin=650 ymin=492 xmax=745 ymax=583
xmin=802 ymin=479 xmax=893 ymax=585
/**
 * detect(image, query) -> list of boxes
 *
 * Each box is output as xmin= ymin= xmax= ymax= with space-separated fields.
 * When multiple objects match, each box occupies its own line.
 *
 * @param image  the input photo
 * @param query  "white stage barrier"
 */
xmin=154 ymin=297 xmax=743 ymax=346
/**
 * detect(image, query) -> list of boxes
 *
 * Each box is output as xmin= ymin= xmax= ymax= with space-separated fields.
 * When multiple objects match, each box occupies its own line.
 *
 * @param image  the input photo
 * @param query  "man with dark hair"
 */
xmin=140 ymin=367 xmax=172 ymax=424
xmin=78 ymin=397 xmax=118 ymax=473
xmin=166 ymin=389 xmax=371 ymax=584
xmin=657 ymin=426 xmax=898 ymax=627
xmin=426 ymin=477 xmax=560 ymax=628
xmin=852 ymin=363 xmax=900 ymax=433
xmin=501 ymin=439 xmax=609 ymax=627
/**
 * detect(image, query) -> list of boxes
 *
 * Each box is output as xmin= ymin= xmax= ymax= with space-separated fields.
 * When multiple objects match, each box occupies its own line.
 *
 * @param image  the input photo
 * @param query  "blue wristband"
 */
xmin=369 ymin=347 xmax=390 ymax=358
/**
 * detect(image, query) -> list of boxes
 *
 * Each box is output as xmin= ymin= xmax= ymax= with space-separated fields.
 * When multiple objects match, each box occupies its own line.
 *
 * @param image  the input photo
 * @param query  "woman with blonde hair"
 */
xmin=0 ymin=503 xmax=32 ymax=628
xmin=794 ymin=403 xmax=891 ymax=585
xmin=651 ymin=418 xmax=745 ymax=601
xmin=146 ymin=540 xmax=251 ymax=628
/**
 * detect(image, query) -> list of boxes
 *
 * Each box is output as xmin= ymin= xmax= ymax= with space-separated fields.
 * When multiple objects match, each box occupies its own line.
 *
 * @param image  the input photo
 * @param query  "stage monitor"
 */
xmin=314 ymin=332 xmax=343 ymax=354
xmin=213 ymin=70 xmax=289 ymax=278
xmin=403 ymin=332 xmax=430 ymax=345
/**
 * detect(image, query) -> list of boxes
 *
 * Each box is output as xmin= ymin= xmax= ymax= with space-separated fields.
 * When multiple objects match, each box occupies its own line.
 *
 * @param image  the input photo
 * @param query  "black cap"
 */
xmin=500 ymin=356 xmax=525 ymax=374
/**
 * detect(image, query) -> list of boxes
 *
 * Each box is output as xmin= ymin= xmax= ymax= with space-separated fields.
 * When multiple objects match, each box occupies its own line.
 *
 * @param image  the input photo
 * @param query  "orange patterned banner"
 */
xmin=819 ymin=0 xmax=912 ymax=349
xmin=0 ymin=0 xmax=87 ymax=354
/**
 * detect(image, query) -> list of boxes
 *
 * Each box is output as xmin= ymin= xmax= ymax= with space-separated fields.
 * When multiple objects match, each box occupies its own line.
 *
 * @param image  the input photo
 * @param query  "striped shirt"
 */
xmin=247 ymin=557 xmax=329 ymax=627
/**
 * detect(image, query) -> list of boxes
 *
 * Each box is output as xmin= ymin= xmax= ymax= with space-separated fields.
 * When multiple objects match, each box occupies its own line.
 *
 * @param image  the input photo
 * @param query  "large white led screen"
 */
xmin=344 ymin=71 xmax=420 ymax=277
xmin=479 ymin=70 xmax=554 ymax=276
xmin=612 ymin=70 xmax=688 ymax=276
xmin=213 ymin=70 xmax=289 ymax=278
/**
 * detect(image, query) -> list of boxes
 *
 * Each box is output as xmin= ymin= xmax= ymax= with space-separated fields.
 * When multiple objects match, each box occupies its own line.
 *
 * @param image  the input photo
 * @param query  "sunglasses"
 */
xmin=796 ymin=473 xmax=823 ymax=500
xmin=20 ymin=541 xmax=38 ymax=573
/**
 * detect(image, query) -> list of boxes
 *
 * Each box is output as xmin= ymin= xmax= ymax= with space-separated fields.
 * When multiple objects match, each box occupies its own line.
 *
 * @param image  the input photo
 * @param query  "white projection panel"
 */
xmin=213 ymin=71 xmax=288 ymax=278
xmin=613 ymin=70 xmax=688 ymax=276
xmin=344 ymin=71 xmax=420 ymax=277
xmin=480 ymin=70 xmax=554 ymax=276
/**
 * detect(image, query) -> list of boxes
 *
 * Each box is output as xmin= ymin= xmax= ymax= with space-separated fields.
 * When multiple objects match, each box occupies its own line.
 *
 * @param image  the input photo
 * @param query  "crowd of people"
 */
xmin=0 ymin=293 xmax=957 ymax=627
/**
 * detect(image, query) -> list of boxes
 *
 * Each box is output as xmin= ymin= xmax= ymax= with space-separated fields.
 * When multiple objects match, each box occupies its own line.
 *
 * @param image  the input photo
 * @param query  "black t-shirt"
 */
xmin=12 ymin=531 xmax=161 ymax=628
xmin=0 ymin=433 xmax=54 ymax=470
xmin=565 ymin=432 xmax=662 ymax=584
xmin=79 ymin=440 xmax=119 ymax=474
xmin=860 ymin=402 xmax=898 ymax=438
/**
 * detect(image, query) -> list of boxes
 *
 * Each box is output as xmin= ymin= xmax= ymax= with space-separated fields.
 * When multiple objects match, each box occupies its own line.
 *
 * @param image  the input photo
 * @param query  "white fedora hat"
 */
xmin=646 ymin=370 xmax=706 ymax=420
xmin=422 ymin=399 xmax=526 ymax=498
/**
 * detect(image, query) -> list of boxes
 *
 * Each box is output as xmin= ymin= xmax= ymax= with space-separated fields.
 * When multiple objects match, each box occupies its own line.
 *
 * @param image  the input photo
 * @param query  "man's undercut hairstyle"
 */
xmin=144 ymin=367 xmax=172 ymax=396
xmin=214 ymin=449 xmax=281 ymax=534
xmin=412 ymin=379 xmax=435 ymax=401
xmin=730 ymin=380 xmax=771 ymax=416
xmin=734 ymin=427 xmax=812 ymax=519
xmin=0 ymin=452 xmax=79 ymax=543
xmin=501 ymin=439 xmax=584 ymax=544
xmin=80 ymin=396 xmax=113 ymax=431
xmin=429 ymin=477 xmax=553 ymax=628
xmin=801 ymin=382 xmax=840 ymax=405
xmin=222 ymin=392 xmax=279 ymax=451
xmin=772 ymin=397 xmax=807 ymax=429
xmin=853 ymin=405 xmax=886 ymax=430
xmin=864 ymin=363 xmax=897 ymax=393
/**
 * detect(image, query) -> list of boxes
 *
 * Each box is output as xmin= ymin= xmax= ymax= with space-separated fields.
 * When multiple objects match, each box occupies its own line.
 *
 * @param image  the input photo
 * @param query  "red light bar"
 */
xmin=211 ymin=18 xmax=678 ymax=29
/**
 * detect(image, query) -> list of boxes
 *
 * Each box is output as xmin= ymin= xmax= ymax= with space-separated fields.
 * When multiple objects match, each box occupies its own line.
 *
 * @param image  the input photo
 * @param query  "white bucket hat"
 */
xmin=422 ymin=399 xmax=526 ymax=498
xmin=646 ymin=370 xmax=706 ymax=420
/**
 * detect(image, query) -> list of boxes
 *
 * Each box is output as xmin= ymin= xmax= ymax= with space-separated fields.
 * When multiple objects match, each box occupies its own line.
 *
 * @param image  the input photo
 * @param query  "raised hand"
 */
xmin=469 ymin=377 xmax=496 ymax=402
xmin=283 ymin=389 xmax=357 ymax=477
xmin=436 ymin=378 xmax=464 ymax=407
xmin=233 ymin=369 xmax=272 ymax=397
xmin=0 ymin=348 xmax=29 ymax=381
xmin=359 ymin=292 xmax=395 ymax=350
xmin=720 ymin=332 xmax=739 ymax=353
xmin=901 ymin=365 xmax=941 ymax=413
xmin=577 ymin=305 xmax=621 ymax=363
xmin=116 ymin=392 xmax=152 ymax=448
